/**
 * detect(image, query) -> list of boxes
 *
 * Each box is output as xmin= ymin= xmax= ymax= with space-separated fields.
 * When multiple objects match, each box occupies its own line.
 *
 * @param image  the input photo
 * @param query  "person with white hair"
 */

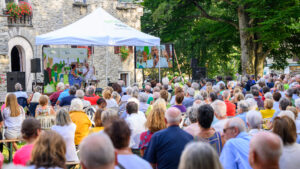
xmin=79 ymin=133 xmax=116 ymax=169
xmin=191 ymin=82 xmax=200 ymax=96
xmin=184 ymin=101 xmax=202 ymax=136
xmin=249 ymin=132 xmax=283 ymax=169
xmin=138 ymin=93 xmax=149 ymax=113
xmin=182 ymin=88 xmax=195 ymax=108
xmin=211 ymin=100 xmax=228 ymax=133
xmin=236 ymin=100 xmax=250 ymax=124
xmin=178 ymin=142 xmax=223 ymax=169
xmin=56 ymin=84 xmax=70 ymax=105
xmin=220 ymin=117 xmax=252 ymax=169
xmin=246 ymin=98 xmax=258 ymax=111
xmin=278 ymin=110 xmax=295 ymax=120
xmin=49 ymin=82 xmax=64 ymax=106
xmin=14 ymin=83 xmax=28 ymax=99
xmin=69 ymin=98 xmax=92 ymax=145
xmin=75 ymin=89 xmax=91 ymax=108
xmin=246 ymin=110 xmax=263 ymax=136
xmin=144 ymin=107 xmax=193 ymax=169
xmin=245 ymin=94 xmax=254 ymax=100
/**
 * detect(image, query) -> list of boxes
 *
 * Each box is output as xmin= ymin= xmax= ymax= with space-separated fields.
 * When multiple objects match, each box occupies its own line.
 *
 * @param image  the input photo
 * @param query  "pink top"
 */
xmin=1 ymin=104 xmax=5 ymax=112
xmin=184 ymin=123 xmax=200 ymax=137
xmin=13 ymin=144 xmax=34 ymax=166
xmin=0 ymin=152 xmax=3 ymax=168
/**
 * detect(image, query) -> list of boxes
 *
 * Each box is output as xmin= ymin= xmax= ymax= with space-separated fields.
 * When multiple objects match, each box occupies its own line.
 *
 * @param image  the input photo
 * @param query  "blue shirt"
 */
xmin=220 ymin=132 xmax=252 ymax=169
xmin=144 ymin=125 xmax=193 ymax=169
xmin=58 ymin=89 xmax=70 ymax=102
xmin=236 ymin=113 xmax=247 ymax=126
xmin=182 ymin=97 xmax=194 ymax=108
xmin=117 ymin=154 xmax=152 ymax=169
xmin=59 ymin=95 xmax=76 ymax=107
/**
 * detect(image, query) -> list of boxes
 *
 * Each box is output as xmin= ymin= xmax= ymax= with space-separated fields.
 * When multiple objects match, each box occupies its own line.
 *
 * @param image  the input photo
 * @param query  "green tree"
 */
xmin=141 ymin=0 xmax=299 ymax=77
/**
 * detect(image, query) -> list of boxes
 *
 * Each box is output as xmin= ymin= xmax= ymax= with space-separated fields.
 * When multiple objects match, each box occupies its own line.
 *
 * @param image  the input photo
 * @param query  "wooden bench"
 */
xmin=66 ymin=161 xmax=81 ymax=169
xmin=0 ymin=139 xmax=23 ymax=162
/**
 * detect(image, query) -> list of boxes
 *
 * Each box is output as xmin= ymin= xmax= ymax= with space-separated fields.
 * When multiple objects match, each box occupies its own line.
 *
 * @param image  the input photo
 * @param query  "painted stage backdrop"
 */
xmin=43 ymin=48 xmax=88 ymax=93
xmin=135 ymin=44 xmax=173 ymax=69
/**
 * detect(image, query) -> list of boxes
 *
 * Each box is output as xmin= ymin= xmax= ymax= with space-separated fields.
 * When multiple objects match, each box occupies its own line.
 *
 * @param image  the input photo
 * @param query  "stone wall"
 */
xmin=0 ymin=0 xmax=143 ymax=96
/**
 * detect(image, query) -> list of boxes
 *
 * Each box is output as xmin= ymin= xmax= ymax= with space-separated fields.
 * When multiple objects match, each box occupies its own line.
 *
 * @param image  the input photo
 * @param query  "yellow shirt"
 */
xmin=70 ymin=111 xmax=92 ymax=145
xmin=260 ymin=109 xmax=276 ymax=119
xmin=89 ymin=127 xmax=104 ymax=135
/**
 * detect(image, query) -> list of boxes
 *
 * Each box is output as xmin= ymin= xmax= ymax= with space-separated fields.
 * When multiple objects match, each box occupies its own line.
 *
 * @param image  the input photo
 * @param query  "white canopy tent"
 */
xmin=36 ymin=7 xmax=161 ymax=84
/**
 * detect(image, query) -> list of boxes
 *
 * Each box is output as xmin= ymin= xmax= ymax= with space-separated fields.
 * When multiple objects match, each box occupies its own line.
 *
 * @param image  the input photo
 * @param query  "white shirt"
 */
xmin=106 ymin=98 xmax=118 ymax=108
xmin=31 ymin=92 xmax=41 ymax=103
xmin=3 ymin=107 xmax=25 ymax=130
xmin=125 ymin=111 xmax=147 ymax=149
xmin=14 ymin=91 xmax=28 ymax=99
xmin=82 ymin=66 xmax=96 ymax=82
xmin=51 ymin=123 xmax=79 ymax=162
xmin=280 ymin=143 xmax=300 ymax=169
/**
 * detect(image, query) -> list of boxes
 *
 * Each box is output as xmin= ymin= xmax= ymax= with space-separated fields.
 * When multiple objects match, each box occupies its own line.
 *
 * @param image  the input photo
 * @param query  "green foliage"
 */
xmin=141 ymin=0 xmax=299 ymax=76
xmin=120 ymin=46 xmax=129 ymax=61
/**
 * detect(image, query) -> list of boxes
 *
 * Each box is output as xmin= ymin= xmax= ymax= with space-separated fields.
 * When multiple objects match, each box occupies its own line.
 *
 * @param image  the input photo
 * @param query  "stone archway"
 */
xmin=8 ymin=36 xmax=34 ymax=92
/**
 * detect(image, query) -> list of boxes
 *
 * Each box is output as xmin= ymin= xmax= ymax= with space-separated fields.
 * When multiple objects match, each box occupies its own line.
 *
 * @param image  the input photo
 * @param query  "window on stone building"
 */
xmin=120 ymin=73 xmax=129 ymax=86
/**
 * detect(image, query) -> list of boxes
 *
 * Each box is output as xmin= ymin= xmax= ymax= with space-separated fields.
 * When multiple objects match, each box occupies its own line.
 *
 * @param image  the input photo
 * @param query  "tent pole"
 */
xmin=105 ymin=47 xmax=108 ymax=85
xmin=158 ymin=45 xmax=161 ymax=83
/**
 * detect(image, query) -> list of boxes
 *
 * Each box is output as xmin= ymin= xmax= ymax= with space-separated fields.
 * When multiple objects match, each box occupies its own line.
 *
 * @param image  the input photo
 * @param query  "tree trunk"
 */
xmin=238 ymin=5 xmax=254 ymax=75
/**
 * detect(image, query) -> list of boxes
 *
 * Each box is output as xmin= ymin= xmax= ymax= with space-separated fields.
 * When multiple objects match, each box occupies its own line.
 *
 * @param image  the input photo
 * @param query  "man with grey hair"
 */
xmin=138 ymin=92 xmax=149 ymax=113
xmin=184 ymin=101 xmax=203 ymax=136
xmin=76 ymin=89 xmax=91 ymax=108
xmin=236 ymin=100 xmax=250 ymax=124
xmin=144 ymin=107 xmax=193 ymax=169
xmin=220 ymin=117 xmax=252 ymax=169
xmin=211 ymin=100 xmax=228 ymax=133
xmin=119 ymin=86 xmax=133 ymax=114
xmin=50 ymin=82 xmax=64 ymax=106
xmin=223 ymin=90 xmax=236 ymax=117
xmin=56 ymin=84 xmax=70 ymax=105
xmin=79 ymin=133 xmax=116 ymax=169
xmin=246 ymin=98 xmax=258 ymax=111
xmin=84 ymin=86 xmax=100 ymax=105
xmin=182 ymin=88 xmax=195 ymax=108
xmin=249 ymin=132 xmax=283 ymax=169
xmin=246 ymin=110 xmax=263 ymax=136
xmin=191 ymin=82 xmax=200 ymax=95
xmin=14 ymin=83 xmax=28 ymax=99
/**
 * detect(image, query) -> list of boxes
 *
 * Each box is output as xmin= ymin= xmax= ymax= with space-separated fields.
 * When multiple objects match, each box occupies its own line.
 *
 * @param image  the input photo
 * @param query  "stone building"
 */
xmin=0 ymin=0 xmax=143 ymax=98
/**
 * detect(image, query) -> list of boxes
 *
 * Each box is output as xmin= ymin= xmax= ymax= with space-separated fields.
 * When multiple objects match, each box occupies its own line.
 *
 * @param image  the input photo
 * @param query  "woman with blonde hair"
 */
xmin=139 ymin=98 xmax=167 ymax=156
xmin=28 ymin=130 xmax=66 ymax=169
xmin=35 ymin=95 xmax=56 ymax=130
xmin=3 ymin=93 xmax=25 ymax=150
xmin=51 ymin=109 xmax=78 ymax=162
xmin=102 ymin=89 xmax=118 ymax=108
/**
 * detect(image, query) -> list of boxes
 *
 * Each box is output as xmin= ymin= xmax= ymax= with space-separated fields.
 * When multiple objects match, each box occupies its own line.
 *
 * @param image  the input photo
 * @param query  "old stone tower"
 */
xmin=0 ymin=0 xmax=143 ymax=98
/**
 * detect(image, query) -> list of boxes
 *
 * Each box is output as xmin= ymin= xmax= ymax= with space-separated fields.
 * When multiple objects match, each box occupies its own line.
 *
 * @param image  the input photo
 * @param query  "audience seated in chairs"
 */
xmin=13 ymin=118 xmax=41 ymax=166
xmin=14 ymin=83 xmax=28 ymax=108
xmin=51 ymin=109 xmax=79 ymax=162
xmin=35 ymin=95 xmax=56 ymax=130
xmin=27 ymin=130 xmax=66 ymax=169
xmin=3 ymin=93 xmax=25 ymax=151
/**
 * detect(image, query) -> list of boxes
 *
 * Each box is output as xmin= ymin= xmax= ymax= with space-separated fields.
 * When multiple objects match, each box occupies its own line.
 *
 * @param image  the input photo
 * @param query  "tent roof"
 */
xmin=35 ymin=7 xmax=160 ymax=46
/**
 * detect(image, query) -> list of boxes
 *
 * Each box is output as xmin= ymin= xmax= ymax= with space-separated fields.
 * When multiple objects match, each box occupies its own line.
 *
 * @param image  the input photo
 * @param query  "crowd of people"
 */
xmin=0 ymin=73 xmax=300 ymax=169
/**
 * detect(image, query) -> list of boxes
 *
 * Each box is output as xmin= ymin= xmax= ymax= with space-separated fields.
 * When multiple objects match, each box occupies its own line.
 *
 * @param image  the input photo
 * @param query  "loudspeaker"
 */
xmin=7 ymin=72 xmax=26 ymax=92
xmin=31 ymin=58 xmax=41 ymax=73
xmin=191 ymin=58 xmax=198 ymax=68
xmin=192 ymin=67 xmax=206 ymax=81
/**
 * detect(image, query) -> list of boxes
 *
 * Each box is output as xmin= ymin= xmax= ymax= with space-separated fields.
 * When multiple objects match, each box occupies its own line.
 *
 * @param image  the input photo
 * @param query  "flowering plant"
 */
xmin=120 ymin=46 xmax=129 ymax=61
xmin=19 ymin=2 xmax=32 ymax=16
xmin=6 ymin=2 xmax=32 ymax=19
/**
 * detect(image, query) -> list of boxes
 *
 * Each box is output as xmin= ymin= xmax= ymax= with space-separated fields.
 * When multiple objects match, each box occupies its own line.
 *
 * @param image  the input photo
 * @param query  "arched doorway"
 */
xmin=11 ymin=46 xmax=22 ymax=72
xmin=8 ymin=36 xmax=34 ymax=91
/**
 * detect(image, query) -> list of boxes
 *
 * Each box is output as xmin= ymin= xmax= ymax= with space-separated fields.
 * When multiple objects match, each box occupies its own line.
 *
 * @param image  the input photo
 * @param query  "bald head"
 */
xmin=165 ymin=107 xmax=182 ymax=124
xmin=249 ymin=132 xmax=283 ymax=167
xmin=79 ymin=133 xmax=115 ymax=169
